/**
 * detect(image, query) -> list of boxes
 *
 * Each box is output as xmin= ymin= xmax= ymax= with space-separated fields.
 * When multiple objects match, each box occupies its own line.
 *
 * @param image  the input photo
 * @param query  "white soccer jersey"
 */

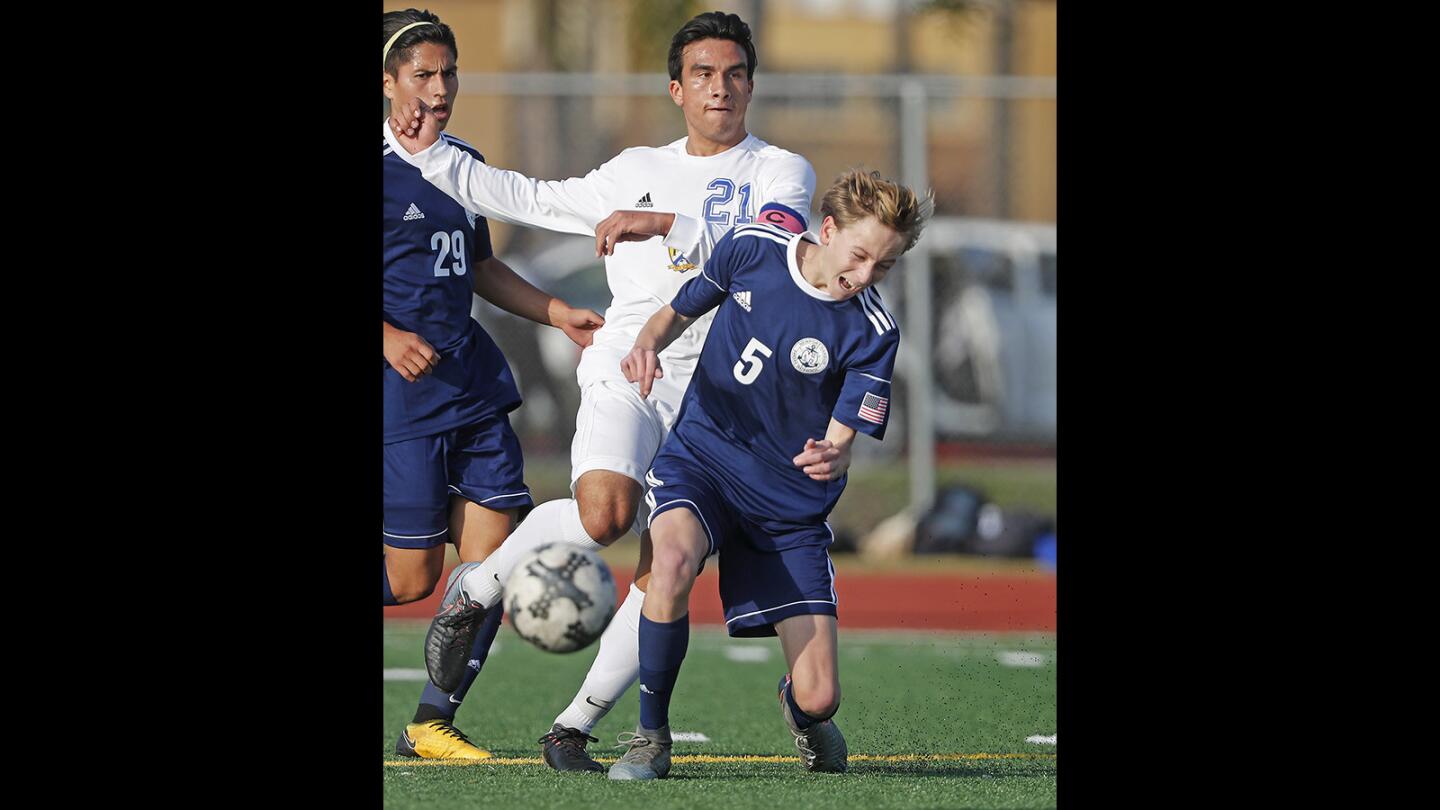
xmin=384 ymin=126 xmax=816 ymax=395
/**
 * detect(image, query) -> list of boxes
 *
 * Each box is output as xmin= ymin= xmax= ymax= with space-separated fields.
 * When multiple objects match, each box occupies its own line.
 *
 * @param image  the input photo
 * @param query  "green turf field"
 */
xmin=384 ymin=621 xmax=1057 ymax=808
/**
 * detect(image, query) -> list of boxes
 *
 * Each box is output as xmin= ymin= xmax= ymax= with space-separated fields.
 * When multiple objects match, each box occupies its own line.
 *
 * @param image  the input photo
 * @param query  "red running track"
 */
xmin=385 ymin=567 xmax=1055 ymax=632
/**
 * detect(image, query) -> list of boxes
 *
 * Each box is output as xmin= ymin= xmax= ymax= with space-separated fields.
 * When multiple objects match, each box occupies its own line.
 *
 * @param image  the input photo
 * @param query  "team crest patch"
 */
xmin=790 ymin=338 xmax=829 ymax=374
xmin=667 ymin=247 xmax=697 ymax=272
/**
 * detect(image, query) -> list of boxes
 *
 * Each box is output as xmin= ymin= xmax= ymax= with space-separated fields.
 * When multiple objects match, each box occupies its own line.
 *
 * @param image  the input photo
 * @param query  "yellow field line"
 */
xmin=384 ymin=753 xmax=1055 ymax=767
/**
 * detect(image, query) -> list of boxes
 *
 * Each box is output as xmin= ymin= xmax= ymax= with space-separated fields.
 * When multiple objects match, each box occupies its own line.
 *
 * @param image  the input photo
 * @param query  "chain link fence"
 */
xmin=448 ymin=72 xmax=1055 ymax=511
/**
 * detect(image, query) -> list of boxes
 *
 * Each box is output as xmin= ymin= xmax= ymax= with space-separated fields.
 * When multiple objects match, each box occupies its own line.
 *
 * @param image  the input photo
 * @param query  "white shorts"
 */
xmin=569 ymin=375 xmax=688 ymax=491
xmin=568 ymin=336 xmax=697 ymax=536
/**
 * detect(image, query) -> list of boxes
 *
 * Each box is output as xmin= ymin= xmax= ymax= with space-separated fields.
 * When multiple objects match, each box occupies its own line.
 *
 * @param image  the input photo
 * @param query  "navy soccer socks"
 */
xmin=637 ymin=613 xmax=690 ymax=730
xmin=782 ymin=674 xmax=819 ymax=730
xmin=414 ymin=604 xmax=505 ymax=723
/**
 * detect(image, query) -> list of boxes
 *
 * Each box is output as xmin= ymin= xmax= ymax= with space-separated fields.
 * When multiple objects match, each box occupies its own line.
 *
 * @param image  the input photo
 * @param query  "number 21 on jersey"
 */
xmin=703 ymin=179 xmax=754 ymax=226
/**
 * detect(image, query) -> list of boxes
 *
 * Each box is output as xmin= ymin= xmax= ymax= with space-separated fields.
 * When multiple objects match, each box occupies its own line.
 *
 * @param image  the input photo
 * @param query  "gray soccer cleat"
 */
xmin=607 ymin=724 xmax=673 ymax=780
xmin=539 ymin=724 xmax=605 ymax=773
xmin=423 ymin=562 xmax=492 ymax=693
xmin=779 ymin=674 xmax=849 ymax=773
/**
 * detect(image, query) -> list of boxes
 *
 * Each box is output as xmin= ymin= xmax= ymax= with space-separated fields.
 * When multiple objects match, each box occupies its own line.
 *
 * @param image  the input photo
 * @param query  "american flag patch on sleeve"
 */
xmin=858 ymin=392 xmax=889 ymax=424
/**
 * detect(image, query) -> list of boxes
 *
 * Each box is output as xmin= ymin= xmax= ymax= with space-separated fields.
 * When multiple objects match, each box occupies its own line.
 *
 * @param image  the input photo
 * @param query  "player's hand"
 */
xmin=550 ymin=302 xmax=606 ymax=348
xmin=384 ymin=325 xmax=441 ymax=382
xmin=594 ymin=211 xmax=677 ymax=257
xmin=390 ymin=97 xmax=440 ymax=153
xmin=793 ymin=438 xmax=851 ymax=482
xmin=620 ymin=346 xmax=664 ymax=399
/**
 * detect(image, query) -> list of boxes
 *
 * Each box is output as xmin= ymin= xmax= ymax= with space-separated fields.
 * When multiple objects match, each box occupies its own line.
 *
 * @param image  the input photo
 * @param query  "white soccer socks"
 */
xmin=462 ymin=498 xmax=604 ymax=609
xmin=553 ymin=582 xmax=646 ymax=734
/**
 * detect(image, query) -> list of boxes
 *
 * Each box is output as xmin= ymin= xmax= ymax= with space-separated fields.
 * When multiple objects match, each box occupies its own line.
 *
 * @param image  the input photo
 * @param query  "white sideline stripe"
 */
xmin=724 ymin=646 xmax=771 ymax=662
xmin=383 ymin=147 xmax=393 ymax=155
xmin=999 ymin=651 xmax=1046 ymax=667
xmin=386 ymin=622 xmax=1054 ymax=646
xmin=671 ymin=731 xmax=710 ymax=742
xmin=856 ymin=371 xmax=891 ymax=384
xmin=725 ymin=599 xmax=837 ymax=625
xmin=383 ymin=527 xmax=448 ymax=540
xmin=383 ymin=668 xmax=429 ymax=681
xmin=1026 ymin=734 xmax=1057 ymax=745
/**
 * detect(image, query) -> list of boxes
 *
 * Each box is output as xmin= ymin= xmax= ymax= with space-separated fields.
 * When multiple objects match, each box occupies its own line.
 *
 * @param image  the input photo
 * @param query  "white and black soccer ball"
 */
xmin=504 ymin=543 xmax=618 ymax=653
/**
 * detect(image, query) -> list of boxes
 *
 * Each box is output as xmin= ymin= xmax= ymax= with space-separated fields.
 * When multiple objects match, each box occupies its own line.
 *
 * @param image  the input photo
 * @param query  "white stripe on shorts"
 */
xmin=825 ymin=522 xmax=839 ymax=604
xmin=649 ymin=498 xmax=716 ymax=556
xmin=724 ymin=598 xmax=838 ymax=626
xmin=382 ymin=527 xmax=449 ymax=540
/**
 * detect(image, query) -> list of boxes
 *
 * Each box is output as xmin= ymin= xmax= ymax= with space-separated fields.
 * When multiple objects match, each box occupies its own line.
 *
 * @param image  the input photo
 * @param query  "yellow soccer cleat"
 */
xmin=395 ymin=720 xmax=493 ymax=760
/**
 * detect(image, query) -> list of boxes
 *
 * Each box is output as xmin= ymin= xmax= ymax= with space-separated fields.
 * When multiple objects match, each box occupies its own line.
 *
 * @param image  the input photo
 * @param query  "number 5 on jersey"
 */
xmin=431 ymin=230 xmax=467 ymax=277
xmin=733 ymin=337 xmax=773 ymax=384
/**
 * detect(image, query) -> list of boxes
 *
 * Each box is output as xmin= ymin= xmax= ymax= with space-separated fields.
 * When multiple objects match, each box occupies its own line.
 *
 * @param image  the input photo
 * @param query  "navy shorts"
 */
xmin=382 ymin=414 xmax=533 ymax=549
xmin=646 ymin=451 xmax=837 ymax=638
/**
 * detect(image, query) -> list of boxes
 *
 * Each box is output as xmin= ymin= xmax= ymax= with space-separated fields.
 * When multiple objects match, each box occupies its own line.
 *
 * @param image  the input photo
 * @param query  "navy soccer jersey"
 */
xmin=663 ymin=213 xmax=900 ymax=536
xmin=383 ymin=128 xmax=521 ymax=443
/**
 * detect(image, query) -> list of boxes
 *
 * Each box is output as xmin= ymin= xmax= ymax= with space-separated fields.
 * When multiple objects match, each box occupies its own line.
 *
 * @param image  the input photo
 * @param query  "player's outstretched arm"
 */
xmin=792 ymin=420 xmax=859 ymax=482
xmin=593 ymin=210 xmax=676 ymax=258
xmin=620 ymin=305 xmax=693 ymax=399
xmin=390 ymin=97 xmax=441 ymax=151
xmin=389 ymin=98 xmax=610 ymax=238
xmin=473 ymin=256 xmax=605 ymax=348
xmin=384 ymin=321 xmax=441 ymax=382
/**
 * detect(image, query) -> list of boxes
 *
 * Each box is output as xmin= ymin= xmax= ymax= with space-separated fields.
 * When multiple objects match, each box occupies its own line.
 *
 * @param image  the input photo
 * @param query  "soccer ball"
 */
xmin=504 ymin=543 xmax=618 ymax=653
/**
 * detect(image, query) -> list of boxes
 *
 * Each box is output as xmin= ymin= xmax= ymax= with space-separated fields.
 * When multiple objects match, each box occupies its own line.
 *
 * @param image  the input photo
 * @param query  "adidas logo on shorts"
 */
xmin=732 ymin=290 xmax=752 ymax=312
xmin=635 ymin=192 xmax=653 ymax=208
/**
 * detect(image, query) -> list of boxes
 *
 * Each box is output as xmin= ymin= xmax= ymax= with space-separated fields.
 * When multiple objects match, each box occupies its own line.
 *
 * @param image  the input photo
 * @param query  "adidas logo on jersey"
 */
xmin=403 ymin=203 xmax=425 ymax=221
xmin=635 ymin=192 xmax=653 ymax=208
xmin=732 ymin=290 xmax=752 ymax=312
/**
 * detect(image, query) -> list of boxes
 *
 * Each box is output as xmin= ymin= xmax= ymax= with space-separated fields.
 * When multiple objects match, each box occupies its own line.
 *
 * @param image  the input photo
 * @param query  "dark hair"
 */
xmin=383 ymin=9 xmax=457 ymax=76
xmin=667 ymin=11 xmax=757 ymax=81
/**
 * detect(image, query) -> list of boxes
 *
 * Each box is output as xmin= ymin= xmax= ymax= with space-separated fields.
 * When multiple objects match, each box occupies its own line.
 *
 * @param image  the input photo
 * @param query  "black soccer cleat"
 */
xmin=539 ymin=723 xmax=605 ymax=772
xmin=423 ymin=562 xmax=492 ymax=693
